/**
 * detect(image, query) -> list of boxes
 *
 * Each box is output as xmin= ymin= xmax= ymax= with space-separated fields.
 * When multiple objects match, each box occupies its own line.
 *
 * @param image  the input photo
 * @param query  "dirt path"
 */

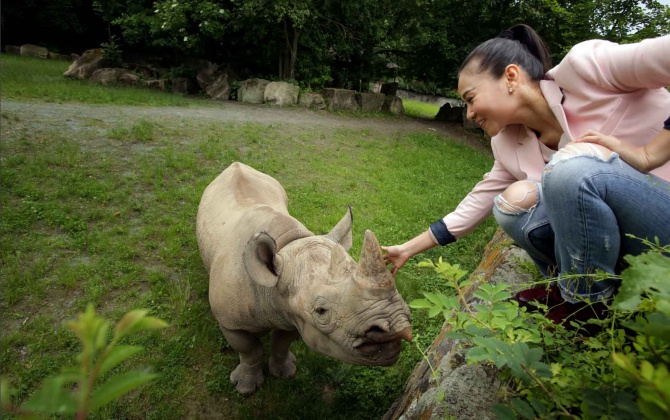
xmin=1 ymin=99 xmax=491 ymax=155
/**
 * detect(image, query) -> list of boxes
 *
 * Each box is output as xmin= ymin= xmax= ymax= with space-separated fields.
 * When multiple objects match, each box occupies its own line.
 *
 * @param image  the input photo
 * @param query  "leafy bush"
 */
xmin=1 ymin=305 xmax=168 ymax=419
xmin=410 ymin=239 xmax=670 ymax=419
xmin=100 ymin=35 xmax=125 ymax=68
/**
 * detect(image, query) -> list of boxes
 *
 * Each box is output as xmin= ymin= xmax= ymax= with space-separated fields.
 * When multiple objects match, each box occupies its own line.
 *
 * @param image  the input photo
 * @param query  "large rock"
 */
xmin=90 ymin=68 xmax=136 ymax=86
xmin=171 ymin=77 xmax=195 ymax=95
xmin=380 ymin=82 xmax=398 ymax=96
xmin=237 ymin=78 xmax=270 ymax=104
xmin=145 ymin=79 xmax=171 ymax=91
xmin=434 ymin=102 xmax=465 ymax=123
xmin=264 ymin=81 xmax=299 ymax=106
xmin=119 ymin=72 xmax=141 ymax=86
xmin=48 ymin=52 xmax=71 ymax=61
xmin=382 ymin=95 xmax=404 ymax=115
xmin=64 ymin=49 xmax=106 ymax=80
xmin=298 ymin=92 xmax=326 ymax=110
xmin=5 ymin=45 xmax=21 ymax=55
xmin=356 ymin=92 xmax=386 ymax=112
xmin=20 ymin=44 xmax=48 ymax=59
xmin=196 ymin=62 xmax=231 ymax=100
xmin=322 ymin=88 xmax=359 ymax=112
xmin=383 ymin=228 xmax=535 ymax=420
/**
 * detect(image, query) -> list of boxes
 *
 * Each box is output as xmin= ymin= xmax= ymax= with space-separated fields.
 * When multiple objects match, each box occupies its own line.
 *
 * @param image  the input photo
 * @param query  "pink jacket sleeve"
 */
xmin=549 ymin=35 xmax=670 ymax=91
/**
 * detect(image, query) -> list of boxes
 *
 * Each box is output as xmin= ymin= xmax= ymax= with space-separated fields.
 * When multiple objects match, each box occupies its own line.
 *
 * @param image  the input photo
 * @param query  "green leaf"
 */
xmin=511 ymin=398 xmax=535 ymax=419
xmin=424 ymin=292 xmax=443 ymax=306
xmin=466 ymin=346 xmax=491 ymax=362
xmin=114 ymin=310 xmax=168 ymax=341
xmin=623 ymin=312 xmax=670 ymax=344
xmin=529 ymin=398 xmax=546 ymax=415
xmin=428 ymin=305 xmax=442 ymax=318
xmin=21 ymin=376 xmax=78 ymax=414
xmin=473 ymin=289 xmax=492 ymax=302
xmin=95 ymin=320 xmax=111 ymax=350
xmin=492 ymin=290 xmax=512 ymax=302
xmin=88 ymin=370 xmax=158 ymax=411
xmin=614 ymin=251 xmax=670 ymax=311
xmin=99 ymin=345 xmax=144 ymax=376
xmin=439 ymin=294 xmax=458 ymax=309
xmin=492 ymin=403 xmax=516 ymax=420
xmin=409 ymin=299 xmax=432 ymax=309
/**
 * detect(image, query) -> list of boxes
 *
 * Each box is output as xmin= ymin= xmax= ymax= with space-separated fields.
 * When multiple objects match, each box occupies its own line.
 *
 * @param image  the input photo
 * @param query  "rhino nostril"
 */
xmin=365 ymin=326 xmax=387 ymax=340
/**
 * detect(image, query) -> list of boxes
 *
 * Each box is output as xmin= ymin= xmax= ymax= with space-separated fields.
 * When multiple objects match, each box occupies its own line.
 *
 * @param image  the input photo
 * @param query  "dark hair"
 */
xmin=459 ymin=24 xmax=552 ymax=81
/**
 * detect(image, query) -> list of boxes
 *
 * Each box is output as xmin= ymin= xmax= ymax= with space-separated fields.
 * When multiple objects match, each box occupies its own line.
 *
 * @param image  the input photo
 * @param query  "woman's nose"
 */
xmin=466 ymin=106 xmax=475 ymax=121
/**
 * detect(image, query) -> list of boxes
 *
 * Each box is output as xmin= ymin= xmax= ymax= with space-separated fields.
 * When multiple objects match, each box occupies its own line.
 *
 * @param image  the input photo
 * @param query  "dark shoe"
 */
xmin=513 ymin=284 xmax=562 ymax=311
xmin=546 ymin=300 xmax=608 ymax=334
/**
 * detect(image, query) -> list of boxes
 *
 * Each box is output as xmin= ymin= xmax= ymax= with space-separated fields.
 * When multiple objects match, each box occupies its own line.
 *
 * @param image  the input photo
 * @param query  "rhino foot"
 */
xmin=230 ymin=363 xmax=264 ymax=395
xmin=269 ymin=352 xmax=297 ymax=378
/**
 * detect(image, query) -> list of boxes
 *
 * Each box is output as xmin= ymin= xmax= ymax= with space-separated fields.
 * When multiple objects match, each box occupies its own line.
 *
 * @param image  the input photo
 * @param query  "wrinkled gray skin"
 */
xmin=196 ymin=162 xmax=412 ymax=395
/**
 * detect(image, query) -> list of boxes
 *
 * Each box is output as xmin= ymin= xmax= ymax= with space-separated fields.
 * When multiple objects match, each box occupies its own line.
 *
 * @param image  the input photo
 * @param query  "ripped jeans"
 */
xmin=493 ymin=143 xmax=670 ymax=302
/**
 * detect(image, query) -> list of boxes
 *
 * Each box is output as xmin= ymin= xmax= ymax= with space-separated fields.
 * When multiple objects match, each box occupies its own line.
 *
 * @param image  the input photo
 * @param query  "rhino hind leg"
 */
xmin=269 ymin=329 xmax=300 ymax=379
xmin=222 ymin=328 xmax=265 ymax=394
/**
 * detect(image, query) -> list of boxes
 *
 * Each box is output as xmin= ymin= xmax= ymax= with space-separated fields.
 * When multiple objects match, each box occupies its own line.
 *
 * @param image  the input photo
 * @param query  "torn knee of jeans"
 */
xmin=546 ymin=143 xmax=615 ymax=172
xmin=495 ymin=181 xmax=539 ymax=214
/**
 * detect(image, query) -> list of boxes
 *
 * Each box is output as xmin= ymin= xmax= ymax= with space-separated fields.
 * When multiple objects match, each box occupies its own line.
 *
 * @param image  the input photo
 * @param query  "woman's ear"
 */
xmin=504 ymin=64 xmax=521 ymax=85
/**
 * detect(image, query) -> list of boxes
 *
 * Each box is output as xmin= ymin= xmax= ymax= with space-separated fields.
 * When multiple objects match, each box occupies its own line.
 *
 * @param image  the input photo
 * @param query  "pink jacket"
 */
xmin=440 ymin=35 xmax=670 ymax=240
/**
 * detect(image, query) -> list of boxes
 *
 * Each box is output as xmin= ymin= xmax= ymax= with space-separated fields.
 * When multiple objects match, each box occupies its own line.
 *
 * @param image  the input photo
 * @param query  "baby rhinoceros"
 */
xmin=196 ymin=162 xmax=412 ymax=395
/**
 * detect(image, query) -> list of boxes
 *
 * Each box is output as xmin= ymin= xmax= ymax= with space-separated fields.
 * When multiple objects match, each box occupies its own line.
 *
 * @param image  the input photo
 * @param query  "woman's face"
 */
xmin=458 ymin=64 xmax=515 ymax=137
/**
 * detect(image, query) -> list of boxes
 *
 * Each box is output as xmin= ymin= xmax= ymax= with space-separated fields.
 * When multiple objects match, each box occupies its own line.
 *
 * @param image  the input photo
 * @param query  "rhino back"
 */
xmin=196 ymin=162 xmax=289 ymax=270
xmin=197 ymin=162 xmax=311 ymax=331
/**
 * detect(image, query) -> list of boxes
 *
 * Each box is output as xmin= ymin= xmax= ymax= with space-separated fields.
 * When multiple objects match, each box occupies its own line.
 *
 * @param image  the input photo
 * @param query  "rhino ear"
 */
xmin=243 ymin=232 xmax=283 ymax=288
xmin=324 ymin=206 xmax=353 ymax=251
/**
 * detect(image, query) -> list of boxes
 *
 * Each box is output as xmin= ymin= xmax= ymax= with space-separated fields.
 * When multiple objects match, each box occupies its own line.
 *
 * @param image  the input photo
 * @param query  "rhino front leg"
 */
xmin=222 ymin=328 xmax=265 ymax=395
xmin=269 ymin=329 xmax=300 ymax=379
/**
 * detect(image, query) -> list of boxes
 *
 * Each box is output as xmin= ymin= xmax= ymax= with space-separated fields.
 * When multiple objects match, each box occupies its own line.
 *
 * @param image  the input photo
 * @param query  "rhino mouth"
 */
xmin=354 ymin=339 xmax=403 ymax=363
xmin=352 ymin=325 xmax=412 ymax=364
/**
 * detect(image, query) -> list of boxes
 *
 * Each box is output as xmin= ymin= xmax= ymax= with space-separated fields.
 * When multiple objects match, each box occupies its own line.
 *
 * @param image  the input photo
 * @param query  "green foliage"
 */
xmin=411 ymin=242 xmax=670 ymax=419
xmin=100 ymin=35 xmax=125 ymax=68
xmin=1 ymin=305 xmax=168 ymax=418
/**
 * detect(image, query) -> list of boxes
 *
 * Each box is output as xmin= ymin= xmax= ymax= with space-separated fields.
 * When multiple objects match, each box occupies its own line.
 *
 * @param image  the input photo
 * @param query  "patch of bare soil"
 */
xmin=1 ymin=99 xmax=491 ymax=155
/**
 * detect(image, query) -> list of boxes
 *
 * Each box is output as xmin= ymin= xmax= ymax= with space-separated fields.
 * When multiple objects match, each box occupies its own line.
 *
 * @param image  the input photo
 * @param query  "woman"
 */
xmin=383 ymin=24 xmax=670 ymax=323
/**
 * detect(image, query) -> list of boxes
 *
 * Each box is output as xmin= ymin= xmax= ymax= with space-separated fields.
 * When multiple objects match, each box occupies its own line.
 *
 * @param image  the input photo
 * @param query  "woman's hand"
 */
xmin=576 ymin=130 xmax=651 ymax=172
xmin=382 ymin=230 xmax=440 ymax=276
xmin=381 ymin=245 xmax=412 ymax=276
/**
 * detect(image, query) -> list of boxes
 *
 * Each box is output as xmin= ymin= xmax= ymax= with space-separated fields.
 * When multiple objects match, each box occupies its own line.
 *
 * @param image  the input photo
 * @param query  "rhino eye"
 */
xmin=315 ymin=307 xmax=327 ymax=315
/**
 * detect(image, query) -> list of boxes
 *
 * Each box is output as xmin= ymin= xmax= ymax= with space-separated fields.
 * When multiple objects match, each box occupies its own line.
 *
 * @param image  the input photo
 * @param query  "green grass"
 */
xmin=1 ymin=55 xmax=496 ymax=419
xmin=0 ymin=54 xmax=216 ymax=107
xmin=401 ymin=99 xmax=441 ymax=119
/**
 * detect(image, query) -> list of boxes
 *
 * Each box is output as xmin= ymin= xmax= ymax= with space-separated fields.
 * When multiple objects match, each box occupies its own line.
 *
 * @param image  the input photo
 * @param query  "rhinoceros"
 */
xmin=196 ymin=162 xmax=412 ymax=394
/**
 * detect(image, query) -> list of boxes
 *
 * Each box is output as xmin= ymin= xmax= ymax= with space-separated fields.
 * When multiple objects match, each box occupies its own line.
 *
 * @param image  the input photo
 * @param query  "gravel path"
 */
xmin=1 ymin=99 xmax=491 ymax=154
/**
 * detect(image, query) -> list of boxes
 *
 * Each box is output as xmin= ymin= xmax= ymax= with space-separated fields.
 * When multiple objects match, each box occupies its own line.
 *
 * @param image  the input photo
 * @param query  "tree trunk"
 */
xmin=278 ymin=18 xmax=301 ymax=80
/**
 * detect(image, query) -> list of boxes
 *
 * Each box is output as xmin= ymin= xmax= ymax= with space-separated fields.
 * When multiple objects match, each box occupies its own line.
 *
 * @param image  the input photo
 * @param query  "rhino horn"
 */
xmin=324 ymin=206 xmax=353 ymax=251
xmin=356 ymin=230 xmax=394 ymax=289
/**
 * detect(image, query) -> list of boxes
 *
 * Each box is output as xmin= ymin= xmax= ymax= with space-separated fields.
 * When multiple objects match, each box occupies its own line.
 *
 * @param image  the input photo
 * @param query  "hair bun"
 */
xmin=497 ymin=29 xmax=515 ymax=40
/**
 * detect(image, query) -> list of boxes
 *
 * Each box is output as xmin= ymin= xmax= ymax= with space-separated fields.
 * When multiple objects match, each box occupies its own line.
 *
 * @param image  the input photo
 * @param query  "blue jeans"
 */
xmin=493 ymin=151 xmax=670 ymax=302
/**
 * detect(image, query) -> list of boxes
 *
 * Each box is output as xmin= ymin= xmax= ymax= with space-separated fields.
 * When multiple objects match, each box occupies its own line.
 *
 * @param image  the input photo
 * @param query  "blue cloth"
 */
xmin=429 ymin=220 xmax=456 ymax=246
xmin=664 ymin=115 xmax=670 ymax=130
xmin=493 ymin=151 xmax=670 ymax=302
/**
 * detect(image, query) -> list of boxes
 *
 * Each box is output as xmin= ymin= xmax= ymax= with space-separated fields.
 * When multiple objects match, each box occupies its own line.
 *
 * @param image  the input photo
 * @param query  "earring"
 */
xmin=508 ymin=86 xmax=516 ymax=93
